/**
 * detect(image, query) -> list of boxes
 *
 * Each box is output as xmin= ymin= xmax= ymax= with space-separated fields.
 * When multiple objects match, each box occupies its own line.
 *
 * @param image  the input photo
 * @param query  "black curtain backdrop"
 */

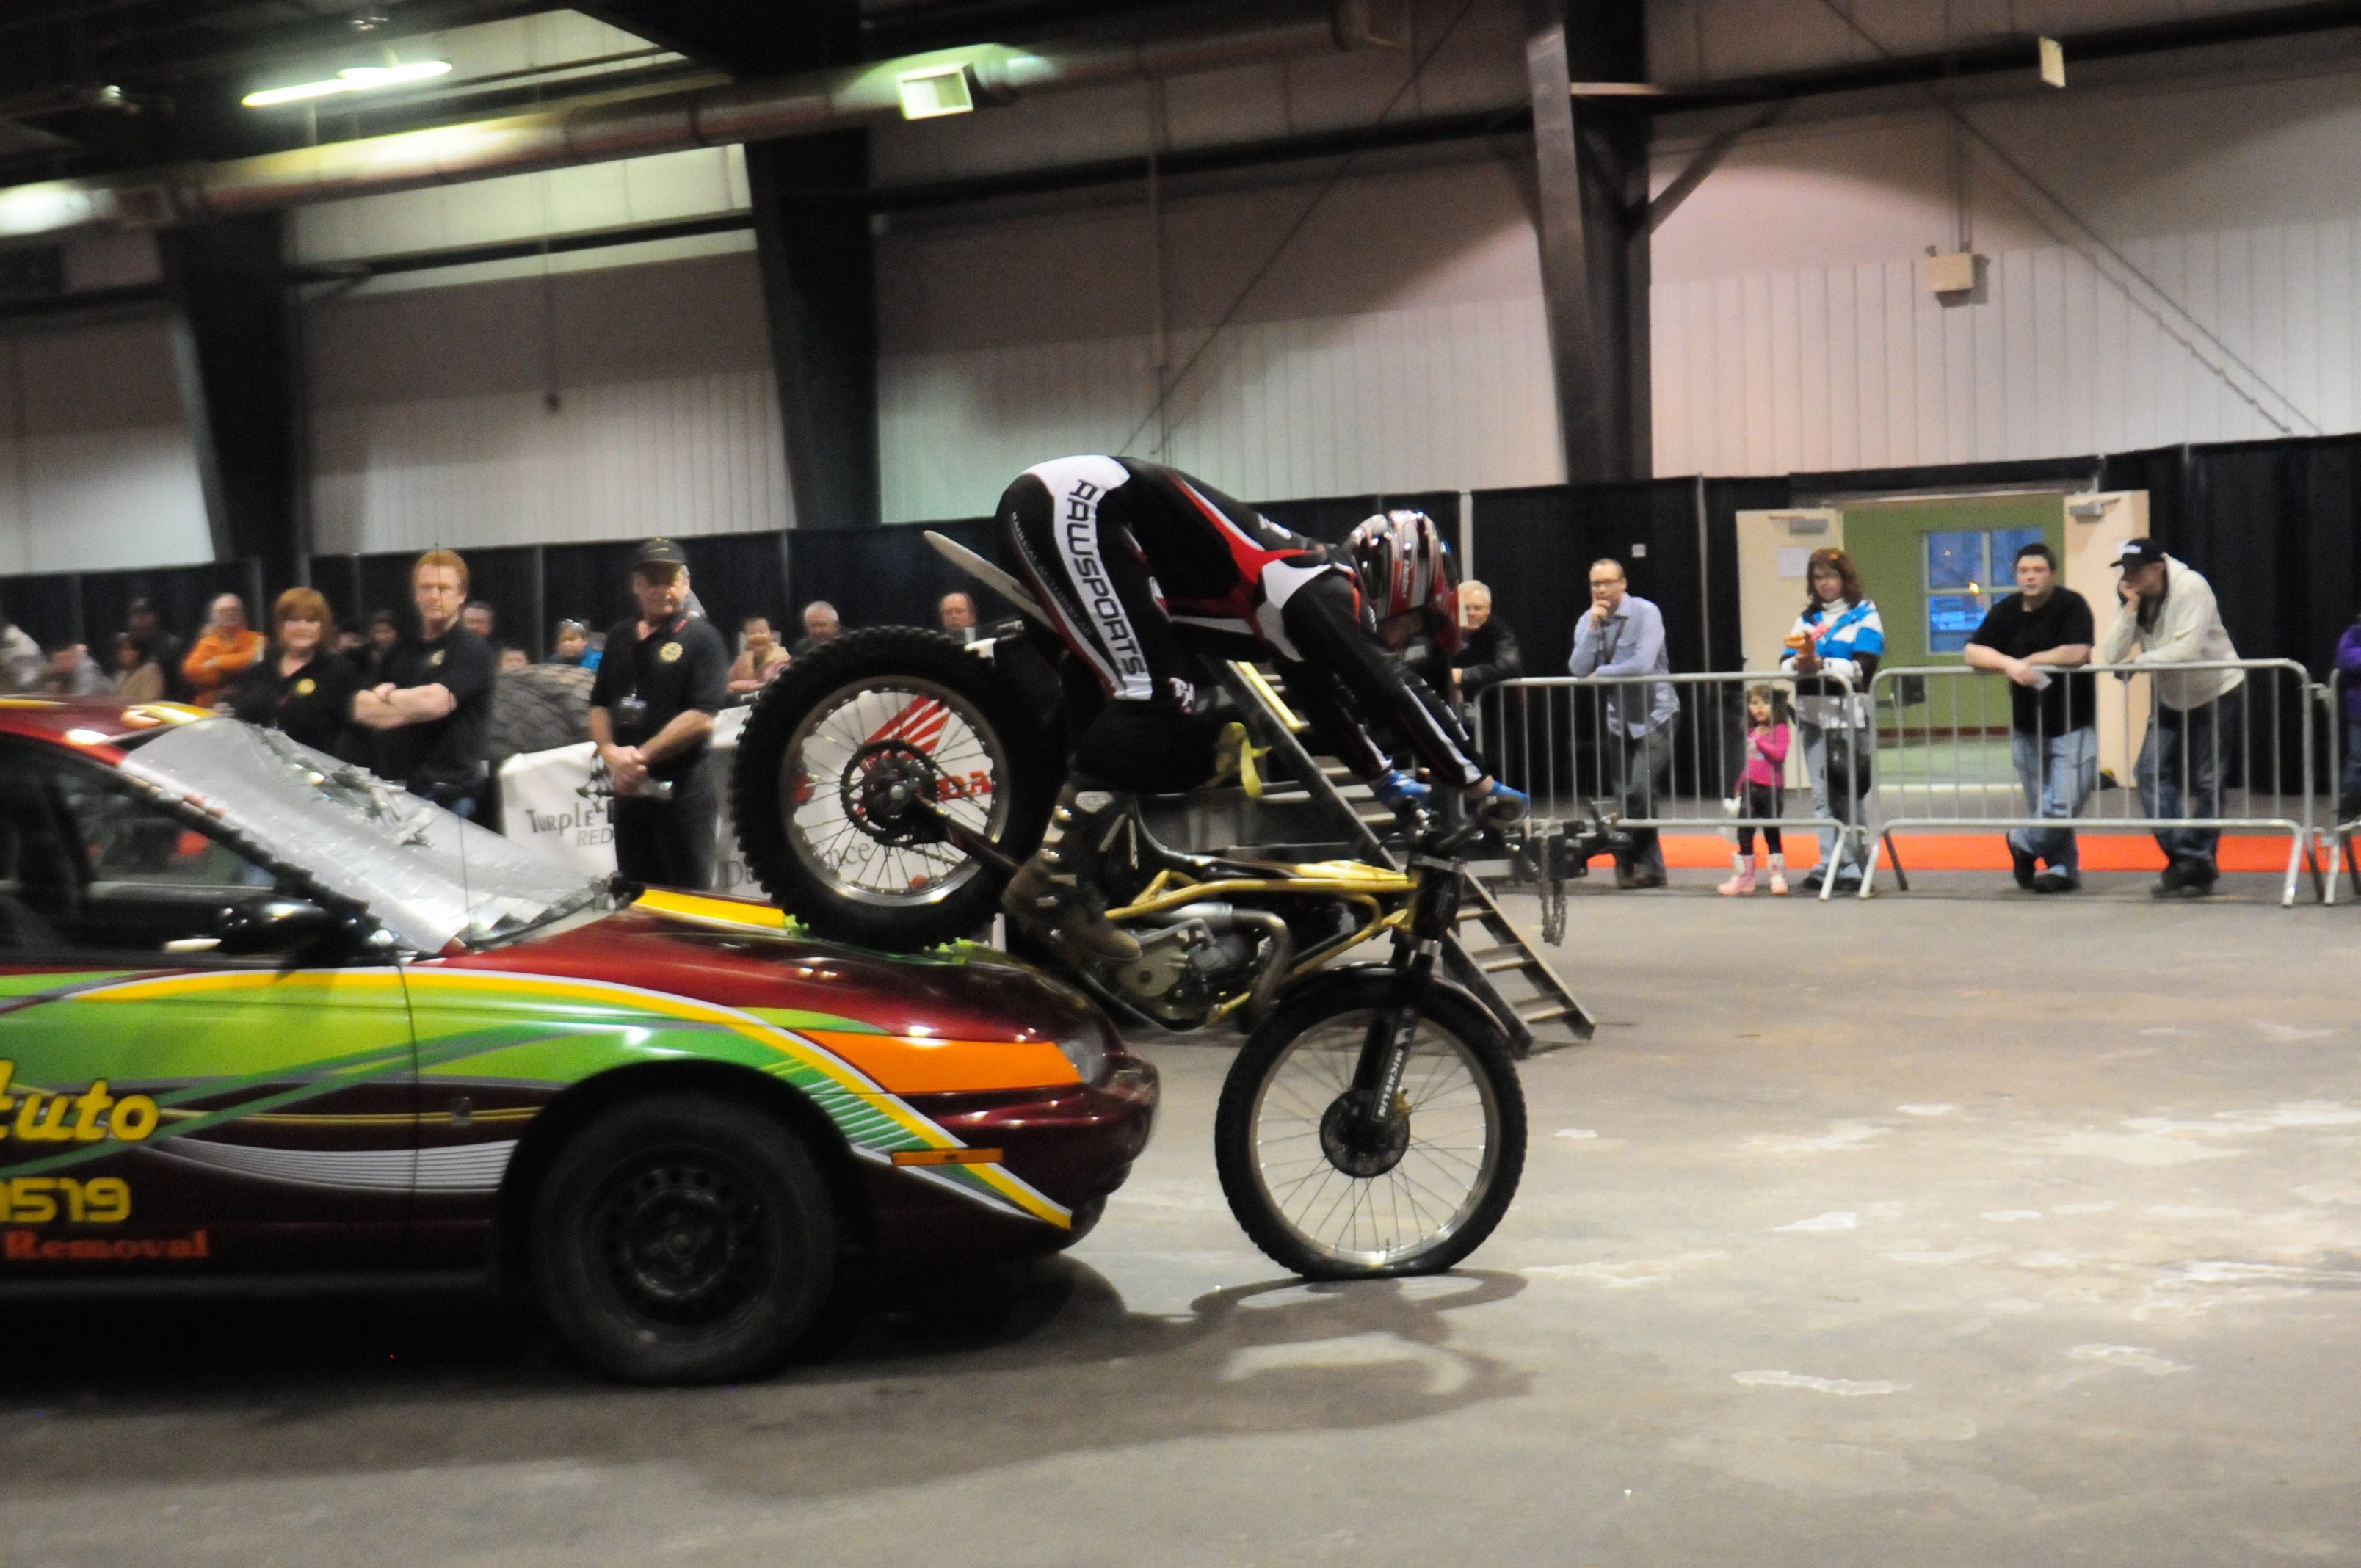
xmin=81 ymin=561 xmax=259 ymax=657
xmin=1469 ymin=480 xmax=1719 ymax=679
xmin=308 ymin=555 xmax=364 ymax=642
xmin=2104 ymin=436 xmax=2361 ymax=675
xmin=782 ymin=516 xmax=1016 ymax=634
xmin=1788 ymin=455 xmax=2103 ymax=501
xmin=675 ymin=531 xmax=791 ymax=650
xmin=1704 ymin=477 xmax=1791 ymax=672
xmin=0 ymin=561 xmax=261 ymax=659
xmin=458 ymin=545 xmax=538 ymax=654
xmin=26 ymin=436 xmax=2361 ymax=714
xmin=2106 ymin=435 xmax=2361 ymax=785
xmin=537 ymin=539 xmax=641 ymax=642
xmin=0 ymin=572 xmax=82 ymax=653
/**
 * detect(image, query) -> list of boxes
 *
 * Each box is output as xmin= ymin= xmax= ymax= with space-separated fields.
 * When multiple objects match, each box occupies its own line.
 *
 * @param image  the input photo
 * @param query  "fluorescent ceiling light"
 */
xmin=896 ymin=63 xmax=976 ymax=120
xmin=243 ymin=59 xmax=452 ymax=108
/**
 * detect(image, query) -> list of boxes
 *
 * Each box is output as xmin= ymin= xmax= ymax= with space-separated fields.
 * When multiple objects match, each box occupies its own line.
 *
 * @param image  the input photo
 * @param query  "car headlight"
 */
xmin=1055 ymin=1021 xmax=1109 ymax=1084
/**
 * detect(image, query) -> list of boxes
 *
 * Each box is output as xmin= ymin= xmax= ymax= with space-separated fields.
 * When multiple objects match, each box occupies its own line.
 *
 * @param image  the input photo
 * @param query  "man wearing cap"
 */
xmin=590 ymin=539 xmax=729 ymax=889
xmin=2098 ymin=537 xmax=2243 ymax=897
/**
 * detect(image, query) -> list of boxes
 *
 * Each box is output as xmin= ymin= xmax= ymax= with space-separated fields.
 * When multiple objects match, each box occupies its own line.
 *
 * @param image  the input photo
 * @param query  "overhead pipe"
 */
xmin=0 ymin=1 xmax=1382 ymax=247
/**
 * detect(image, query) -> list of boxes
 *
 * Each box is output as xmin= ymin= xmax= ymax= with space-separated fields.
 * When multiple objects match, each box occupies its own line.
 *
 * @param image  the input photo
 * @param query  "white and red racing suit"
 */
xmin=998 ymin=454 xmax=1482 ymax=794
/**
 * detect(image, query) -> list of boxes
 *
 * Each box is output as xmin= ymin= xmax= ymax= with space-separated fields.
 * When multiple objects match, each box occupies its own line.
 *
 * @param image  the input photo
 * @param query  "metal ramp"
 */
xmin=1218 ymin=662 xmax=1594 ymax=1058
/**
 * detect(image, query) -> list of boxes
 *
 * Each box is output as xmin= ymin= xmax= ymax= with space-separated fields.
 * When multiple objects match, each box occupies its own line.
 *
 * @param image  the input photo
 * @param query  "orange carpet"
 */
xmin=1623 ymin=830 xmax=2311 ymax=874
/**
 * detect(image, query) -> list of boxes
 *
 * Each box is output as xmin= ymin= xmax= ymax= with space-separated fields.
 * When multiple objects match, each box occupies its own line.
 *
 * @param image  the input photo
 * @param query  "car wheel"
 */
xmin=530 ymin=1092 xmax=840 ymax=1385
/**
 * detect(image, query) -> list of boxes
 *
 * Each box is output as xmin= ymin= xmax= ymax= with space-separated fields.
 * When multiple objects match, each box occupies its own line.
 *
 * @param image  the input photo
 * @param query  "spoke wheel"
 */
xmin=783 ymin=676 xmax=1009 ymax=908
xmin=1215 ymin=974 xmax=1526 ymax=1278
xmin=732 ymin=627 xmax=1055 ymax=951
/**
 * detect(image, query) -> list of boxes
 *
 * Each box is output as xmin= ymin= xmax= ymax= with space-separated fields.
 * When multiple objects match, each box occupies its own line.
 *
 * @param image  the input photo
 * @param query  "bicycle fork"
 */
xmin=1349 ymin=858 xmax=1460 ymax=1121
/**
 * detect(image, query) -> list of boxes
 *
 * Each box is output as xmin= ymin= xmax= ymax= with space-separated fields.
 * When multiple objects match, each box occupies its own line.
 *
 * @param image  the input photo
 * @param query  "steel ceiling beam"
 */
xmin=0 ymin=1 xmax=1379 ymax=246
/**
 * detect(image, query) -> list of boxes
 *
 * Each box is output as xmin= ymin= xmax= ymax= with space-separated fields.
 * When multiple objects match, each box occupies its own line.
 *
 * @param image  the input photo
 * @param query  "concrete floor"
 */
xmin=4 ymin=871 xmax=2359 ymax=1564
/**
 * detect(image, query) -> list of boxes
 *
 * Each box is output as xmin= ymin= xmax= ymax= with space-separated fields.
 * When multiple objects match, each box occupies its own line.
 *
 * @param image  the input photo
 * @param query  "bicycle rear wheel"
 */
xmin=730 ymin=627 xmax=1054 ymax=951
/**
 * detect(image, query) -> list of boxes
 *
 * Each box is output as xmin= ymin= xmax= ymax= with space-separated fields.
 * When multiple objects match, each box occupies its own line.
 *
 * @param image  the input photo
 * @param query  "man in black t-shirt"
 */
xmin=1965 ymin=541 xmax=2097 ymax=893
xmin=590 ymin=538 xmax=729 ymax=890
xmin=352 ymin=550 xmax=500 ymax=814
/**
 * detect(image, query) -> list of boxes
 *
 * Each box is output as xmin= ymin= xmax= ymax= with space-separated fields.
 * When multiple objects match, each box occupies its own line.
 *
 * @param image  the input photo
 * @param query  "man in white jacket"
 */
xmin=2097 ymin=537 xmax=2243 ymax=897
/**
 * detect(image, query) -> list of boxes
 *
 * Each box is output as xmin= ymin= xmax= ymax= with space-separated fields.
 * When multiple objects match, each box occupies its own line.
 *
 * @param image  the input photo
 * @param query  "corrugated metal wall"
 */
xmin=874 ymin=154 xmax=1563 ymax=521
xmin=305 ymin=250 xmax=789 ymax=553
xmin=880 ymin=297 xmax=1562 ymax=521
xmin=1646 ymin=65 xmax=2361 ymax=476
xmin=0 ymin=318 xmax=211 ymax=576
xmin=1648 ymin=225 xmax=2361 ymax=475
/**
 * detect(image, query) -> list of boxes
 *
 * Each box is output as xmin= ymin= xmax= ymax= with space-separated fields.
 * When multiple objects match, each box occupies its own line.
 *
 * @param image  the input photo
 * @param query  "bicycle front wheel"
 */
xmin=1214 ymin=973 xmax=1526 ymax=1278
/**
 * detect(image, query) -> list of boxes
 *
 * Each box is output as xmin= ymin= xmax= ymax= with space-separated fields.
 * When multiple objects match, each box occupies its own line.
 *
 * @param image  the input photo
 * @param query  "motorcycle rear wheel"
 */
xmin=731 ymin=627 xmax=1055 ymax=951
xmin=1214 ymin=972 xmax=1526 ymax=1279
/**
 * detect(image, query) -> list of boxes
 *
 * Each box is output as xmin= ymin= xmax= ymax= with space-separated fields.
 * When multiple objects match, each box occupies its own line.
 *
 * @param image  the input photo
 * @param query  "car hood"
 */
xmin=444 ymin=889 xmax=1114 ymax=1068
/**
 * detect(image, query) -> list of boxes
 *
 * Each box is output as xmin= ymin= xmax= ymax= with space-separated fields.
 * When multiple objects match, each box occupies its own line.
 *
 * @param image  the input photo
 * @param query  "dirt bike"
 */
xmin=727 ymin=544 xmax=1526 ymax=1280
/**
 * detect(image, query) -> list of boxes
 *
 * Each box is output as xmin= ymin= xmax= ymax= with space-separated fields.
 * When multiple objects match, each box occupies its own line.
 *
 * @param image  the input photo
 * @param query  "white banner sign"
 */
xmin=499 ymin=706 xmax=753 ymax=892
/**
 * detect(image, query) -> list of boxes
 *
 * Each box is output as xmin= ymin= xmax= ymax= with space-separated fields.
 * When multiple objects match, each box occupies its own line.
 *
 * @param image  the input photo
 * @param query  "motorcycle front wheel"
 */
xmin=1214 ymin=971 xmax=1526 ymax=1279
xmin=730 ymin=626 xmax=1055 ymax=951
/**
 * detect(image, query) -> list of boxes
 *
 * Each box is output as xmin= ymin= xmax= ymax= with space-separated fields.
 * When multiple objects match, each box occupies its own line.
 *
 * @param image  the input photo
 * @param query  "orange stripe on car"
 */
xmin=798 ymin=1029 xmax=1080 ymax=1095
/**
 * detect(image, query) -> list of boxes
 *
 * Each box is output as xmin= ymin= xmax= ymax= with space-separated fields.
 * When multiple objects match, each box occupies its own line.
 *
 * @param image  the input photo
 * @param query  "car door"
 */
xmin=0 ymin=737 xmax=417 ymax=1279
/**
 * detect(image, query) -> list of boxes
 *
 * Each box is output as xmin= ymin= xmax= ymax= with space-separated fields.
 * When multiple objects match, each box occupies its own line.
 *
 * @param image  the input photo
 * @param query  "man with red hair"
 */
xmin=352 ymin=548 xmax=498 ymax=813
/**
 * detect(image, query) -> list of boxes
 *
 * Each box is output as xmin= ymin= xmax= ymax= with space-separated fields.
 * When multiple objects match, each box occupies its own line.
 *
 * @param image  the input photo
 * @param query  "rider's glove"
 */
xmin=1371 ymin=769 xmax=1430 ymax=812
xmin=1474 ymin=779 xmax=1528 ymax=827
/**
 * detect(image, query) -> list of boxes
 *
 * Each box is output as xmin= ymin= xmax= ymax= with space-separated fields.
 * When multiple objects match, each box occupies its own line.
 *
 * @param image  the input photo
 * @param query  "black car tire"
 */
xmin=531 ymin=1092 xmax=840 ymax=1385
xmin=731 ymin=626 xmax=1055 ymax=951
xmin=486 ymin=662 xmax=595 ymax=761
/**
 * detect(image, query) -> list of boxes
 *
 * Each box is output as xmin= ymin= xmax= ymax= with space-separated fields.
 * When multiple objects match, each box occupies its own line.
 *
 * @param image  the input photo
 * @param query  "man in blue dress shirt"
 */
xmin=1568 ymin=558 xmax=1680 ymax=888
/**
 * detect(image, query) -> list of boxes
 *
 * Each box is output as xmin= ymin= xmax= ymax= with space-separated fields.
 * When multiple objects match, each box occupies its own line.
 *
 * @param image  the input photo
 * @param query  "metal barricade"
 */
xmin=1865 ymin=659 xmax=2322 ymax=907
xmin=2329 ymin=667 xmax=2357 ymax=904
xmin=1475 ymin=671 xmax=1872 ymax=903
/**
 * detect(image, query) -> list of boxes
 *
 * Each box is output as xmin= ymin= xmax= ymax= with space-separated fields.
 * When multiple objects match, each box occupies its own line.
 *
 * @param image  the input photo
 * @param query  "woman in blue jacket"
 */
xmin=1779 ymin=548 xmax=1884 ymax=892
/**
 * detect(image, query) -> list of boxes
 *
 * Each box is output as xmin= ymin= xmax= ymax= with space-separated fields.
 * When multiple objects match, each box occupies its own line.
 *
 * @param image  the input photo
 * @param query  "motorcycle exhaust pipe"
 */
xmin=1168 ymin=902 xmax=1294 ymax=1028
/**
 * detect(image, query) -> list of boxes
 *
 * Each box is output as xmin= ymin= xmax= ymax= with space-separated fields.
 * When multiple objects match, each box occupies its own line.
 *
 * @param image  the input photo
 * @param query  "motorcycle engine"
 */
xmin=1104 ymin=918 xmax=1263 ymax=1029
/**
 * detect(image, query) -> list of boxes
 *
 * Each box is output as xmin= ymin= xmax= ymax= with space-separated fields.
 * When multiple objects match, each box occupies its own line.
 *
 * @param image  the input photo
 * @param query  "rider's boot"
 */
xmin=1002 ymin=784 xmax=1143 ymax=965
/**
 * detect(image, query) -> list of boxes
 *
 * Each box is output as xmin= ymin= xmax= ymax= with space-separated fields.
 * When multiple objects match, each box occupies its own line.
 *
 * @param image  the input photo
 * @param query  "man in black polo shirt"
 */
xmin=1965 ymin=541 xmax=2097 ymax=893
xmin=352 ymin=548 xmax=500 ymax=815
xmin=590 ymin=538 xmax=729 ymax=889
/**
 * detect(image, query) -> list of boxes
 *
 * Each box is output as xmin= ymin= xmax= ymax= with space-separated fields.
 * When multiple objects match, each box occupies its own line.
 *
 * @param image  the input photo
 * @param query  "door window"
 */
xmin=1924 ymin=526 xmax=2048 ymax=652
xmin=0 ymin=743 xmax=275 ymax=957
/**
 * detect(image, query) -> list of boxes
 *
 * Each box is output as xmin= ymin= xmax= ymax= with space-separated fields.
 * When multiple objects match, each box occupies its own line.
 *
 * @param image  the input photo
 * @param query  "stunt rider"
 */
xmin=996 ymin=455 xmax=1525 ymax=964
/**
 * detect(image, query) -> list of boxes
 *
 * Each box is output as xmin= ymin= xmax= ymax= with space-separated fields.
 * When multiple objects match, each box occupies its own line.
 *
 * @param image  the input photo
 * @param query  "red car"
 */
xmin=0 ymin=697 xmax=1155 ymax=1382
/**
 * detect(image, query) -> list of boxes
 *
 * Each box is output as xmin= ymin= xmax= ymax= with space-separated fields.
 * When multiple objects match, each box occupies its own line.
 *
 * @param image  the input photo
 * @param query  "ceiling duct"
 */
xmin=0 ymin=1 xmax=1381 ymax=247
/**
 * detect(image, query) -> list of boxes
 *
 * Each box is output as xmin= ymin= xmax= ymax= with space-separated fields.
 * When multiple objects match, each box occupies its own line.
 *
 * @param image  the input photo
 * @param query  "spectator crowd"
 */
xmin=1537 ymin=534 xmax=2296 ymax=899
xmin=0 ymin=560 xmax=915 ymax=844
xmin=0 ymin=522 xmax=2340 ymax=901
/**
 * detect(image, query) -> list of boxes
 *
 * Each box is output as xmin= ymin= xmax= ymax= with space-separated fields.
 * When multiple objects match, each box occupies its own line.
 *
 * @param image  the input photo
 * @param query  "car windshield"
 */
xmin=117 ymin=719 xmax=605 ymax=954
